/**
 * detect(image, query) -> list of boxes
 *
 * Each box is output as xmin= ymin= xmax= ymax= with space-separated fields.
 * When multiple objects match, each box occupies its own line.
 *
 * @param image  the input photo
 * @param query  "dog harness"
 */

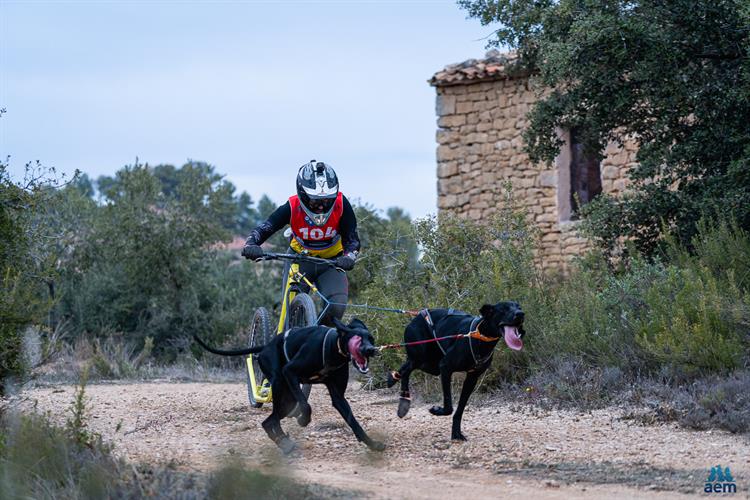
xmin=283 ymin=328 xmax=350 ymax=381
xmin=419 ymin=309 xmax=445 ymax=354
xmin=321 ymin=328 xmax=349 ymax=368
xmin=419 ymin=308 xmax=467 ymax=354
xmin=282 ymin=328 xmax=295 ymax=363
xmin=379 ymin=312 xmax=500 ymax=353
xmin=311 ymin=329 xmax=351 ymax=380
xmin=420 ymin=311 xmax=497 ymax=368
xmin=467 ymin=316 xmax=495 ymax=368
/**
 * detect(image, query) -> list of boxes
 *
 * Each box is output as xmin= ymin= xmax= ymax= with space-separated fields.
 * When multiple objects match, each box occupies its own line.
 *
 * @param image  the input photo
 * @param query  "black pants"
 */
xmin=282 ymin=252 xmax=349 ymax=326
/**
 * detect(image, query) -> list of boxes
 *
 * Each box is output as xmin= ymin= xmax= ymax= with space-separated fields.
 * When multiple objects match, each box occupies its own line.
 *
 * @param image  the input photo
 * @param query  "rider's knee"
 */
xmin=320 ymin=302 xmax=346 ymax=326
xmin=330 ymin=302 xmax=346 ymax=319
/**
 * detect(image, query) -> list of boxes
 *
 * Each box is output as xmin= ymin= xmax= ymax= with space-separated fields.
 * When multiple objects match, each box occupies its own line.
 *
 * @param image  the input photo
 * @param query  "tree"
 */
xmin=346 ymin=204 xmax=420 ymax=299
xmin=97 ymin=161 xmax=250 ymax=234
xmin=58 ymin=162 xmax=236 ymax=350
xmin=235 ymin=191 xmax=260 ymax=235
xmin=0 ymin=160 xmax=62 ymax=393
xmin=1 ymin=163 xmax=35 ymax=392
xmin=71 ymin=173 xmax=95 ymax=198
xmin=459 ymin=0 xmax=750 ymax=255
xmin=256 ymin=194 xmax=278 ymax=220
xmin=252 ymin=194 xmax=289 ymax=249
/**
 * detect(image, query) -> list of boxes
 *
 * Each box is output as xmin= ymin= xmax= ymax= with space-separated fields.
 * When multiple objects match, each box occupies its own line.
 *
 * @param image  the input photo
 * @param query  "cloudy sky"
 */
xmin=1 ymin=1 xmax=496 ymax=218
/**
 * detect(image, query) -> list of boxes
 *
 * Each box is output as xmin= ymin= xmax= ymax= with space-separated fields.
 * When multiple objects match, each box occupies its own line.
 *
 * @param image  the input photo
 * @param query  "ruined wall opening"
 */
xmin=557 ymin=128 xmax=603 ymax=222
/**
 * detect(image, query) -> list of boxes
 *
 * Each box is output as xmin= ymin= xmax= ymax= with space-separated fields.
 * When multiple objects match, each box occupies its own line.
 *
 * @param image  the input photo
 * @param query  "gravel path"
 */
xmin=13 ymin=381 xmax=750 ymax=499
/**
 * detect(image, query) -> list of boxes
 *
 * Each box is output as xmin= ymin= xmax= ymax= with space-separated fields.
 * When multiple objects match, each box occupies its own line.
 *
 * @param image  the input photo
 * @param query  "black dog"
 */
xmin=194 ymin=318 xmax=384 ymax=454
xmin=387 ymin=301 xmax=525 ymax=441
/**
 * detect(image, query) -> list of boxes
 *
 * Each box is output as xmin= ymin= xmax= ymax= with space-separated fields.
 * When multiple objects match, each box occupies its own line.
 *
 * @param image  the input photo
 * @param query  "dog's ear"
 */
xmin=332 ymin=317 xmax=352 ymax=335
xmin=480 ymin=304 xmax=494 ymax=319
xmin=348 ymin=318 xmax=367 ymax=330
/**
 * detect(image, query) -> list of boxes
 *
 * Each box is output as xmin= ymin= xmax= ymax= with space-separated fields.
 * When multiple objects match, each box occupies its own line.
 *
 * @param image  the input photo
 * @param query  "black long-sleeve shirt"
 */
xmin=246 ymin=195 xmax=361 ymax=254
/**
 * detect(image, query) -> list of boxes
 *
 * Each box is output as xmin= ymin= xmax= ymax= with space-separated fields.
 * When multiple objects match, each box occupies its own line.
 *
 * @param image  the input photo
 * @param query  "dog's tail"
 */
xmin=193 ymin=334 xmax=264 ymax=357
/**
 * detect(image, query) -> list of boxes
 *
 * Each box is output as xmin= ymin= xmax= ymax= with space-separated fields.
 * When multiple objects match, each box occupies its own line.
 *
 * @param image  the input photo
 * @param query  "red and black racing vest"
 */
xmin=288 ymin=193 xmax=344 ymax=258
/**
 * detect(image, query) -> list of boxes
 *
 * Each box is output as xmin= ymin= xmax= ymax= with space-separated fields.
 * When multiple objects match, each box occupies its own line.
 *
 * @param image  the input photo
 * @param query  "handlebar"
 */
xmin=257 ymin=252 xmax=339 ymax=268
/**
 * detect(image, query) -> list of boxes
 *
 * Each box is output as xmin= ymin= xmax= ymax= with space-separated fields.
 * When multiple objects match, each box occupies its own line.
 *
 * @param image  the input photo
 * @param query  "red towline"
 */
xmin=377 ymin=329 xmax=498 ymax=351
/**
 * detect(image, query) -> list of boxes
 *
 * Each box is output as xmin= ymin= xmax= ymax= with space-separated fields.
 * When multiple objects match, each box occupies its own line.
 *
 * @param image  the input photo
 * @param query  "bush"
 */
xmin=520 ymin=255 xmax=656 ymax=379
xmin=0 ymin=159 xmax=59 ymax=394
xmin=666 ymin=217 xmax=750 ymax=292
xmin=681 ymin=372 xmax=750 ymax=433
xmin=51 ymin=163 xmax=278 ymax=359
xmin=525 ymin=358 xmax=626 ymax=407
xmin=634 ymin=263 xmax=747 ymax=376
xmin=627 ymin=371 xmax=750 ymax=434
xmin=206 ymin=458 xmax=340 ymax=500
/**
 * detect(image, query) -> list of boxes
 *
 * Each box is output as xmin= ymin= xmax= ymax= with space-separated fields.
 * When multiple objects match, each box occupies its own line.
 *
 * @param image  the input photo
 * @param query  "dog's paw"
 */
xmin=386 ymin=371 xmax=400 ymax=388
xmin=296 ymin=407 xmax=312 ymax=427
xmin=289 ymin=404 xmax=302 ymax=419
xmin=451 ymin=431 xmax=467 ymax=441
xmin=367 ymin=440 xmax=386 ymax=452
xmin=397 ymin=398 xmax=411 ymax=418
xmin=278 ymin=437 xmax=297 ymax=455
xmin=429 ymin=406 xmax=453 ymax=416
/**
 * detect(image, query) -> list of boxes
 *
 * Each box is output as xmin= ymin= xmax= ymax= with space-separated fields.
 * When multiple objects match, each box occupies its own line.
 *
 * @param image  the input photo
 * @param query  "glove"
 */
xmin=241 ymin=244 xmax=264 ymax=260
xmin=335 ymin=253 xmax=356 ymax=271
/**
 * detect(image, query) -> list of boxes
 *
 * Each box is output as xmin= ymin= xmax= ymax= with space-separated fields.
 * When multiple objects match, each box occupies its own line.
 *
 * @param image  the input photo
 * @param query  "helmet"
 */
xmin=296 ymin=160 xmax=339 ymax=226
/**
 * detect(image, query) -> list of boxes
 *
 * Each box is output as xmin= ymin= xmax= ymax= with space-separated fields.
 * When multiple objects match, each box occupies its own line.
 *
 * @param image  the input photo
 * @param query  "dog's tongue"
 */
xmin=504 ymin=326 xmax=523 ymax=351
xmin=348 ymin=336 xmax=366 ymax=366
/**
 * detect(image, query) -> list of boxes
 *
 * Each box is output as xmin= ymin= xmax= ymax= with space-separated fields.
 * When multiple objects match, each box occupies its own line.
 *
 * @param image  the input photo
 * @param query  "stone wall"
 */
xmin=432 ymin=54 xmax=636 ymax=270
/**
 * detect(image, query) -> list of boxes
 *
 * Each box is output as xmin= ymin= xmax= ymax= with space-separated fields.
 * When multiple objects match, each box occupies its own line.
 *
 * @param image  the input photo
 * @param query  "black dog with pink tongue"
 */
xmin=194 ymin=317 xmax=383 ymax=454
xmin=387 ymin=301 xmax=526 ymax=441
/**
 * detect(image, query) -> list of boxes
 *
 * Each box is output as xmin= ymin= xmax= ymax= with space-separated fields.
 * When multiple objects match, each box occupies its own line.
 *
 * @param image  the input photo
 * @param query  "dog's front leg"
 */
xmin=451 ymin=370 xmax=481 ymax=441
xmin=389 ymin=360 xmax=415 ymax=418
xmin=326 ymin=382 xmax=385 ymax=451
xmin=282 ymin=363 xmax=312 ymax=427
xmin=429 ymin=361 xmax=454 ymax=416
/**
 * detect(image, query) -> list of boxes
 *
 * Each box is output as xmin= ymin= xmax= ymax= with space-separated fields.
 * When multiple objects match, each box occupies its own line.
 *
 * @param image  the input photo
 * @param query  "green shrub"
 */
xmin=0 ymin=159 xmax=58 ymax=394
xmin=0 ymin=371 xmax=118 ymax=499
xmin=666 ymin=217 xmax=750 ymax=292
xmin=634 ymin=263 xmax=748 ymax=376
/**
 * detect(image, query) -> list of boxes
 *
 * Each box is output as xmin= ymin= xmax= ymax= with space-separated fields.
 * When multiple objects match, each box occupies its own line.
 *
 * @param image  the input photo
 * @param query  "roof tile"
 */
xmin=429 ymin=50 xmax=529 ymax=87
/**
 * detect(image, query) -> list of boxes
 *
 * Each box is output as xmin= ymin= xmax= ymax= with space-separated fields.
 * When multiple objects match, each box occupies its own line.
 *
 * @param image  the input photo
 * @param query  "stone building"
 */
xmin=430 ymin=50 xmax=637 ymax=269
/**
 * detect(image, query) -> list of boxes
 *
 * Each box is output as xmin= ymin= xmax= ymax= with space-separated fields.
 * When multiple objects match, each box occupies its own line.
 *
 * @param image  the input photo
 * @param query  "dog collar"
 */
xmin=467 ymin=318 xmax=499 ymax=368
xmin=470 ymin=319 xmax=500 ymax=342
xmin=336 ymin=334 xmax=350 ymax=360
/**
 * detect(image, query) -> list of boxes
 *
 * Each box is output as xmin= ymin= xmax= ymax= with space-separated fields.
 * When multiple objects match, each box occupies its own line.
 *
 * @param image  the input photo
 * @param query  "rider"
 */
xmin=241 ymin=160 xmax=360 ymax=325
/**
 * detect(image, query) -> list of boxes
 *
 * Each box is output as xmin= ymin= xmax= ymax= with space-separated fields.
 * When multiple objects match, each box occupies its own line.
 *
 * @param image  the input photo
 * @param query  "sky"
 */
xmin=0 ymin=0 xmax=497 ymax=219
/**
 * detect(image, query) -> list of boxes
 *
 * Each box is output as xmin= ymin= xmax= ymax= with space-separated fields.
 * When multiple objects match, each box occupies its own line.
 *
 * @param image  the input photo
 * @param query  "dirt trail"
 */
xmin=12 ymin=381 xmax=750 ymax=499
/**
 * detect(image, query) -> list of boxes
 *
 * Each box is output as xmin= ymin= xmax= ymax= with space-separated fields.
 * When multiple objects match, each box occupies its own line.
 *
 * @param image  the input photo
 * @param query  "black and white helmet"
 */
xmin=296 ymin=160 xmax=339 ymax=226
